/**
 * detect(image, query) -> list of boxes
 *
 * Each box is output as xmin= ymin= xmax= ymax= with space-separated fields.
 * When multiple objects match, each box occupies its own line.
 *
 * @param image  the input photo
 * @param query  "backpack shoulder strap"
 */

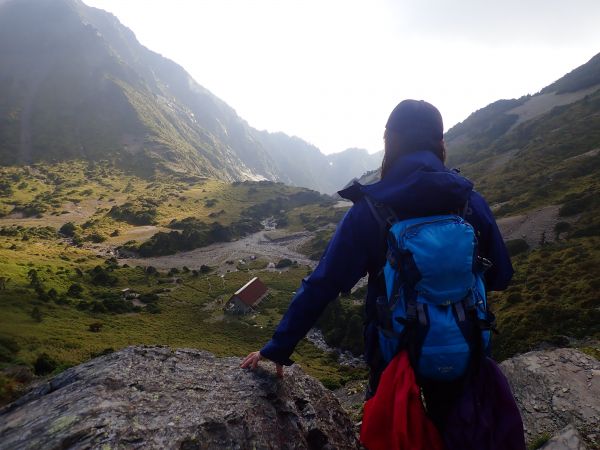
xmin=460 ymin=199 xmax=470 ymax=219
xmin=364 ymin=195 xmax=398 ymax=234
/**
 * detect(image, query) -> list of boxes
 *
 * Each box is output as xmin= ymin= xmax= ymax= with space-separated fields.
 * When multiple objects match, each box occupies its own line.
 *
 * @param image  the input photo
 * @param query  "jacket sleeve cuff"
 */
xmin=260 ymin=341 xmax=294 ymax=366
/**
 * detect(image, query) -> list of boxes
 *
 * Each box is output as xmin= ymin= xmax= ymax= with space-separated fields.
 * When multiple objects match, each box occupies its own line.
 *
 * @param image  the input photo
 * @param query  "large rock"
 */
xmin=540 ymin=424 xmax=587 ymax=450
xmin=500 ymin=348 xmax=599 ymax=448
xmin=0 ymin=346 xmax=360 ymax=449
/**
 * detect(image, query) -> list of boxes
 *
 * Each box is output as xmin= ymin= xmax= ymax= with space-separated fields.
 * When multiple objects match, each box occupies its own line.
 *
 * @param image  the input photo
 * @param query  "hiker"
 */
xmin=242 ymin=100 xmax=524 ymax=448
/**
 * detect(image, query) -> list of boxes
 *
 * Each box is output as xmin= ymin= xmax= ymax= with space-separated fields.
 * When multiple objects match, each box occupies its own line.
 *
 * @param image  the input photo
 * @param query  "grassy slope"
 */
xmin=460 ymin=90 xmax=600 ymax=218
xmin=446 ymin=88 xmax=600 ymax=361
xmin=0 ymin=162 xmax=363 ymax=403
xmin=490 ymin=236 xmax=600 ymax=360
xmin=0 ymin=161 xmax=334 ymax=239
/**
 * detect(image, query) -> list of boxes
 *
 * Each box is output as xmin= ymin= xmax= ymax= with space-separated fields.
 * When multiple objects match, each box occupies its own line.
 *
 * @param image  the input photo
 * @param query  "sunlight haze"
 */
xmin=79 ymin=0 xmax=600 ymax=154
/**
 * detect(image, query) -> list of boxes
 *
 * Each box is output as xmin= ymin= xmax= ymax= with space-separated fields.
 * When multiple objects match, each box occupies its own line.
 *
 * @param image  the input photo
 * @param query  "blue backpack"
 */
xmin=366 ymin=198 xmax=495 ymax=382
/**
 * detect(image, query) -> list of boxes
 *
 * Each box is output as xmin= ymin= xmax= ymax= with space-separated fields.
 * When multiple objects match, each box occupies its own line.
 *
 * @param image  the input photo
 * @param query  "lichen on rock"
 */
xmin=0 ymin=346 xmax=360 ymax=449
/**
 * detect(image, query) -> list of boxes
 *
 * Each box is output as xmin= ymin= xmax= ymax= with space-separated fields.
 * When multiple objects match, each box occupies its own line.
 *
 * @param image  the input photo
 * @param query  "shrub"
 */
xmin=140 ymin=218 xmax=261 ymax=257
xmin=505 ymin=239 xmax=529 ymax=257
xmin=554 ymin=221 xmax=571 ymax=239
xmin=54 ymin=296 xmax=70 ymax=306
xmin=27 ymin=269 xmax=39 ymax=286
xmin=90 ymin=348 xmax=115 ymax=358
xmin=0 ymin=336 xmax=19 ymax=362
xmin=90 ymin=302 xmax=108 ymax=314
xmin=0 ymin=374 xmax=16 ymax=403
xmin=33 ymin=353 xmax=57 ymax=376
xmin=30 ymin=306 xmax=43 ymax=322
xmin=11 ymin=203 xmax=46 ymax=218
xmin=275 ymin=258 xmax=293 ymax=269
xmin=318 ymin=298 xmax=365 ymax=356
xmin=529 ymin=433 xmax=551 ymax=449
xmin=546 ymin=287 xmax=562 ymax=297
xmin=138 ymin=293 xmax=159 ymax=304
xmin=109 ymin=201 xmax=157 ymax=225
xmin=559 ymin=194 xmax=594 ymax=217
xmin=320 ymin=377 xmax=341 ymax=390
xmin=506 ymin=292 xmax=522 ymax=304
xmin=89 ymin=322 xmax=103 ymax=332
xmin=4 ymin=365 xmax=33 ymax=383
xmin=76 ymin=301 xmax=90 ymax=310
xmin=571 ymin=223 xmax=600 ymax=238
xmin=86 ymin=232 xmax=106 ymax=243
xmin=146 ymin=303 xmax=161 ymax=314
xmin=89 ymin=266 xmax=117 ymax=286
xmin=36 ymin=287 xmax=50 ymax=302
xmin=67 ymin=283 xmax=84 ymax=297
xmin=103 ymin=297 xmax=135 ymax=314
xmin=59 ymin=222 xmax=76 ymax=237
xmin=340 ymin=314 xmax=364 ymax=355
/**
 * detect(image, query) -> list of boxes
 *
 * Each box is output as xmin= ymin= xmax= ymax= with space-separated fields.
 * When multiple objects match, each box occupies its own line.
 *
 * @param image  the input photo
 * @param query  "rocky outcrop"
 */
xmin=540 ymin=424 xmax=587 ymax=450
xmin=0 ymin=346 xmax=359 ymax=449
xmin=500 ymin=348 xmax=599 ymax=448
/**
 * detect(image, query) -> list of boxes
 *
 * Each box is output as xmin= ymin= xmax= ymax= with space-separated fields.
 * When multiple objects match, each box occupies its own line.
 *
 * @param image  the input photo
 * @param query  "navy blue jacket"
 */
xmin=261 ymin=150 xmax=513 ymax=366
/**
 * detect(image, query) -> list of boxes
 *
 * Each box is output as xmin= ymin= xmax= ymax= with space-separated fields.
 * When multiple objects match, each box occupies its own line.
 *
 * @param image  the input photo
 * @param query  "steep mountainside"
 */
xmin=257 ymin=130 xmax=382 ymax=193
xmin=446 ymin=52 xmax=600 ymax=217
xmin=0 ymin=0 xmax=379 ymax=192
xmin=444 ymin=53 xmax=600 ymax=360
xmin=338 ymin=53 xmax=600 ymax=360
xmin=352 ymin=51 xmax=600 ymax=230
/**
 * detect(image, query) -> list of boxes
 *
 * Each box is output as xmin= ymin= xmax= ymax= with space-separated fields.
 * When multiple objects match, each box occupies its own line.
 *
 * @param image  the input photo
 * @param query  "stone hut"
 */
xmin=225 ymin=277 xmax=268 ymax=314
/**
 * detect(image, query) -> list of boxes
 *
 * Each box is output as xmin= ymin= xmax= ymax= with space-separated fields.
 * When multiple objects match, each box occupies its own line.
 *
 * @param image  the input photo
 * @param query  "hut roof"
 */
xmin=233 ymin=277 xmax=268 ymax=306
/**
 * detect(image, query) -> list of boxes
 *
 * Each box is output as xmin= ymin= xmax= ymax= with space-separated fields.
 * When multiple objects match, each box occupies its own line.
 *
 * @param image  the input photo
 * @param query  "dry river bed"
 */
xmin=116 ymin=230 xmax=317 ymax=274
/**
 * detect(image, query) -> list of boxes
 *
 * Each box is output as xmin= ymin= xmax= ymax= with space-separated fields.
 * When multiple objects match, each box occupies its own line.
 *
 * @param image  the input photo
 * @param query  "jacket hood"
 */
xmin=338 ymin=150 xmax=473 ymax=218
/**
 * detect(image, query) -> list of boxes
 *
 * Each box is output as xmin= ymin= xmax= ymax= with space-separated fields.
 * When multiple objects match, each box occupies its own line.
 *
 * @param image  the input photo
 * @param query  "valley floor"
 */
xmin=0 ymin=162 xmax=598 ymax=408
xmin=120 ymin=229 xmax=316 ymax=274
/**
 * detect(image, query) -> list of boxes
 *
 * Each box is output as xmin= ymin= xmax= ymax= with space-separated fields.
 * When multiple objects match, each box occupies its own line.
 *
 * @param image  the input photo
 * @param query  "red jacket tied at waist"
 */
xmin=360 ymin=351 xmax=444 ymax=450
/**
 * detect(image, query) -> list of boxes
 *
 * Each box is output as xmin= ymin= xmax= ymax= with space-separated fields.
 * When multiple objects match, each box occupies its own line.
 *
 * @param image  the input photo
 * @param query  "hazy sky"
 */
xmin=83 ymin=0 xmax=600 ymax=155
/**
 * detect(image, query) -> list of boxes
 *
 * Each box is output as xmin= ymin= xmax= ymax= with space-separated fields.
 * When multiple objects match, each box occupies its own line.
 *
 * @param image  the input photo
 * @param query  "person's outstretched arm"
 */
xmin=241 ymin=202 xmax=376 ymax=374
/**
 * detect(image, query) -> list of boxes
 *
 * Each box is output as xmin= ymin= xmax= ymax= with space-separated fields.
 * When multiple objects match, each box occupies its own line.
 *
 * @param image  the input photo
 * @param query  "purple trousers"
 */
xmin=442 ymin=357 xmax=526 ymax=450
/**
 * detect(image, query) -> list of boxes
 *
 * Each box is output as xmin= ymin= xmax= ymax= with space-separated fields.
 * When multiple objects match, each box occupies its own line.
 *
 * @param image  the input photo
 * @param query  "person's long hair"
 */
xmin=380 ymin=128 xmax=446 ymax=179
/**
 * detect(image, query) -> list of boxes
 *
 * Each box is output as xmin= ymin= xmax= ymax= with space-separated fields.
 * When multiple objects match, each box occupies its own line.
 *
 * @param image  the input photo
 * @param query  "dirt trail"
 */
xmin=508 ymin=85 xmax=600 ymax=128
xmin=496 ymin=205 xmax=562 ymax=247
xmin=120 ymin=230 xmax=316 ymax=273
xmin=108 ymin=225 xmax=170 ymax=245
xmin=0 ymin=199 xmax=117 ymax=228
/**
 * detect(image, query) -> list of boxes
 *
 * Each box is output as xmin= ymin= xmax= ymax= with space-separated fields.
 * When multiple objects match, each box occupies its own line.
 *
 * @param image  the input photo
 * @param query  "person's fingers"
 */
xmin=240 ymin=352 xmax=258 ymax=368
xmin=240 ymin=355 xmax=251 ymax=368
xmin=241 ymin=352 xmax=284 ymax=377
xmin=251 ymin=353 xmax=261 ymax=369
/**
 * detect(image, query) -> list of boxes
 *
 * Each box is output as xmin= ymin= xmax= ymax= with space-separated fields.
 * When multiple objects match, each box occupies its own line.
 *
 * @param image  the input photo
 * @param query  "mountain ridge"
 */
xmin=0 ymin=0 xmax=381 ymax=193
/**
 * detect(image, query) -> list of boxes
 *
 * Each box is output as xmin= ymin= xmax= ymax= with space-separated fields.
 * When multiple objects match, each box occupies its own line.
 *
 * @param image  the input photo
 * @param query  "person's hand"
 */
xmin=240 ymin=351 xmax=284 ymax=378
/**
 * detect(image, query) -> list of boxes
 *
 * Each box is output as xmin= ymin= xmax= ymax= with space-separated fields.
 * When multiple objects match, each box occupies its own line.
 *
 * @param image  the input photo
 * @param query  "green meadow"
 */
xmin=1 ymin=159 xmax=599 ymax=405
xmin=0 ymin=162 xmax=364 ymax=404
